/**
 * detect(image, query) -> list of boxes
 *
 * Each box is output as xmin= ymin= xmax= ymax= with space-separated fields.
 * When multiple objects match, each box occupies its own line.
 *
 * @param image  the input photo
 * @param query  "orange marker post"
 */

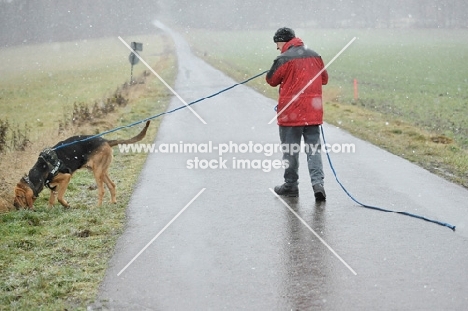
xmin=353 ymin=78 xmax=358 ymax=101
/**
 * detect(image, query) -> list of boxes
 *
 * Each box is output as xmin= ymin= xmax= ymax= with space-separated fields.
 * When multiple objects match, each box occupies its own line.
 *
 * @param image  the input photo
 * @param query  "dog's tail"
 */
xmin=107 ymin=121 xmax=150 ymax=147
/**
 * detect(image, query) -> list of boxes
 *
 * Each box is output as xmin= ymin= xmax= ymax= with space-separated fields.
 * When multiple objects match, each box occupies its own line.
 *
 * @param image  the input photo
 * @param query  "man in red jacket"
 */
xmin=266 ymin=27 xmax=328 ymax=201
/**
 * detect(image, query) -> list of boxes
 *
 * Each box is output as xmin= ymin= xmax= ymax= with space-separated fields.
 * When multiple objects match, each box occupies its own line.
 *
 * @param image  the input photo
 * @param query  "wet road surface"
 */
xmin=94 ymin=23 xmax=468 ymax=310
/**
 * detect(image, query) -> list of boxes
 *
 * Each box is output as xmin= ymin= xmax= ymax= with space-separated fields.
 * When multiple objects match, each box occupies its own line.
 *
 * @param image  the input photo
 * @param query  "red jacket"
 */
xmin=266 ymin=37 xmax=328 ymax=126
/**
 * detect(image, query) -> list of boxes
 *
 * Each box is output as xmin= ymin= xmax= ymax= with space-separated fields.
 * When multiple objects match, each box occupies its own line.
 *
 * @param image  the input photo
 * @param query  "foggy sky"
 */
xmin=1 ymin=0 xmax=467 ymax=46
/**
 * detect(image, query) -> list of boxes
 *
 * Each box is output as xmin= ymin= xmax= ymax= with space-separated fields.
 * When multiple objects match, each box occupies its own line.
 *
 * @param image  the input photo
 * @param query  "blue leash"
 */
xmin=51 ymin=66 xmax=456 ymax=232
xmin=53 ymin=70 xmax=269 ymax=151
xmin=320 ymin=126 xmax=456 ymax=231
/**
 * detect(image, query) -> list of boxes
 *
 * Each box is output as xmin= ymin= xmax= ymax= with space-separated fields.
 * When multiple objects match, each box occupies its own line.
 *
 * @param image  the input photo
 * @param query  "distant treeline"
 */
xmin=1 ymin=0 xmax=467 ymax=47
xmin=165 ymin=0 xmax=468 ymax=30
xmin=0 ymin=0 xmax=158 ymax=47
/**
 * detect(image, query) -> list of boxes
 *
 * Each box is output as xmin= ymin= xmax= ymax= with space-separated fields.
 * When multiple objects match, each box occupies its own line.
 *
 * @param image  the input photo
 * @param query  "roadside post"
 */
xmin=353 ymin=78 xmax=358 ymax=101
xmin=129 ymin=42 xmax=143 ymax=84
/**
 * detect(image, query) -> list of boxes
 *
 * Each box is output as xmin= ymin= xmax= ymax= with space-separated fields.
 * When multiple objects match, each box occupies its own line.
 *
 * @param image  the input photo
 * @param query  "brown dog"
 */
xmin=13 ymin=121 xmax=150 ymax=209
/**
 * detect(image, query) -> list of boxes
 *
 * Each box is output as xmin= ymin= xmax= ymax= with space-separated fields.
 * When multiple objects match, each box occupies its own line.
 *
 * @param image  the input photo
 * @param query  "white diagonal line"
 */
xmin=268 ymin=37 xmax=357 ymax=124
xmin=118 ymin=36 xmax=207 ymax=124
xmin=117 ymin=188 xmax=206 ymax=276
xmin=269 ymin=188 xmax=357 ymax=276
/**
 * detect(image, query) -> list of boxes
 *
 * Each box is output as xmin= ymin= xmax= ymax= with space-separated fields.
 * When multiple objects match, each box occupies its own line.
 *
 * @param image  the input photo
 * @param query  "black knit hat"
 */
xmin=273 ymin=27 xmax=295 ymax=43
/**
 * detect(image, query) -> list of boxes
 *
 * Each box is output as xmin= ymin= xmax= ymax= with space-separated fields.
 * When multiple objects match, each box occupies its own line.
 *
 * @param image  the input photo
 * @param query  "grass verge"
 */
xmin=0 ymin=33 xmax=176 ymax=310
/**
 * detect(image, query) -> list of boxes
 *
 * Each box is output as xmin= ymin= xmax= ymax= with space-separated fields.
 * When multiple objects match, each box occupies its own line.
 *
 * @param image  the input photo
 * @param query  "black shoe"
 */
xmin=313 ymin=184 xmax=326 ymax=201
xmin=274 ymin=183 xmax=299 ymax=197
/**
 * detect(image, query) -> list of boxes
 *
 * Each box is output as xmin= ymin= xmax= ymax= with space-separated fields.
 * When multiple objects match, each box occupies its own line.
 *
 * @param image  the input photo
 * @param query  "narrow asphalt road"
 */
xmin=94 ymin=23 xmax=468 ymax=310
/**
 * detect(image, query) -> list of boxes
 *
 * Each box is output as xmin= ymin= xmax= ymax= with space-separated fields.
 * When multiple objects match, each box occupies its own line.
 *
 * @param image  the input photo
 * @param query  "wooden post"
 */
xmin=353 ymin=78 xmax=358 ymax=100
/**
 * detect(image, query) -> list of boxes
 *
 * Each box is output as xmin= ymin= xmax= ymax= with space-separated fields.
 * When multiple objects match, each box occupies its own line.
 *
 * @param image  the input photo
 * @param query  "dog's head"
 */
xmin=13 ymin=178 xmax=36 ymax=209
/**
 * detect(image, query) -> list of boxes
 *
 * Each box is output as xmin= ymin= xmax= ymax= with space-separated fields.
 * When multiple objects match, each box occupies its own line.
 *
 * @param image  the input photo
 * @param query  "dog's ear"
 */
xmin=13 ymin=185 xmax=26 ymax=209
xmin=14 ymin=182 xmax=35 ymax=209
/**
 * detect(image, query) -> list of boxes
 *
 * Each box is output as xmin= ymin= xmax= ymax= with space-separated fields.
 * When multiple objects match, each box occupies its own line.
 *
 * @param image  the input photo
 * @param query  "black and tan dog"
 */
xmin=14 ymin=121 xmax=150 ymax=209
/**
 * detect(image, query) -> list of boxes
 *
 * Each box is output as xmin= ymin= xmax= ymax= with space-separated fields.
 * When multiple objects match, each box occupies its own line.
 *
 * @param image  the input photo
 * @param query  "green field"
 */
xmin=322 ymin=29 xmax=468 ymax=146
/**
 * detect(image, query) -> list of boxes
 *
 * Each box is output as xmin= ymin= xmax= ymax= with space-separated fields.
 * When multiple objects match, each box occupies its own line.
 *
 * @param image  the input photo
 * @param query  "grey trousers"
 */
xmin=279 ymin=125 xmax=324 ymax=187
